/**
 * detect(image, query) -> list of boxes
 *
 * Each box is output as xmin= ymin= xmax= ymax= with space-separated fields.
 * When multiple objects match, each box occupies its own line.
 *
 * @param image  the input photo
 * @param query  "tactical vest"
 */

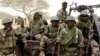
xmin=0 ymin=29 xmax=16 ymax=54
xmin=48 ymin=25 xmax=60 ymax=39
xmin=0 ymin=29 xmax=16 ymax=48
xmin=68 ymin=28 xmax=79 ymax=48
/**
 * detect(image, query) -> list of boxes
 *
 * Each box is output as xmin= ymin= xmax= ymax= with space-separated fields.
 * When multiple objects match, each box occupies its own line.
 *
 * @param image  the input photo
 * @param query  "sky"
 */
xmin=0 ymin=0 xmax=100 ymax=17
xmin=47 ymin=0 xmax=100 ymax=17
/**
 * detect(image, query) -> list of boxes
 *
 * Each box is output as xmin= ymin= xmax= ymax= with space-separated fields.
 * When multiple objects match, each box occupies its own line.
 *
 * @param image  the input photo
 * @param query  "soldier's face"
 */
xmin=3 ymin=22 xmax=12 ymax=27
xmin=62 ymin=4 xmax=67 ymax=9
xmin=34 ymin=13 xmax=40 ymax=19
xmin=51 ymin=21 xmax=59 ymax=27
xmin=67 ymin=20 xmax=76 ymax=28
xmin=81 ymin=15 xmax=89 ymax=22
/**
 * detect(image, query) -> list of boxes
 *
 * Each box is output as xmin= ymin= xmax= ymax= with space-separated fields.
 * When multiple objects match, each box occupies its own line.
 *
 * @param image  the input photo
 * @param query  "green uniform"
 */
xmin=57 ymin=9 xmax=68 ymax=21
xmin=45 ymin=25 xmax=60 ymax=56
xmin=32 ymin=19 xmax=44 ymax=34
xmin=59 ymin=26 xmax=84 ymax=56
xmin=77 ymin=20 xmax=92 ymax=31
xmin=30 ymin=18 xmax=46 ymax=56
xmin=0 ymin=29 xmax=17 ymax=55
xmin=47 ymin=25 xmax=59 ymax=39
xmin=77 ymin=20 xmax=92 ymax=39
xmin=16 ymin=27 xmax=29 ymax=40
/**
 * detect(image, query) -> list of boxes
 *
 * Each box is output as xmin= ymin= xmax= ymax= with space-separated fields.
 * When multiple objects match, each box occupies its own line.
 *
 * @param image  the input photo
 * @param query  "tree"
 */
xmin=0 ymin=11 xmax=13 ymax=18
xmin=0 ymin=0 xmax=49 ymax=22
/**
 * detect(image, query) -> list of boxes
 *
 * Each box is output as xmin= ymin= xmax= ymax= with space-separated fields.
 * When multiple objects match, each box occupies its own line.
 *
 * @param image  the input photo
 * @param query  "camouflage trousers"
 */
xmin=61 ymin=52 xmax=78 ymax=56
xmin=0 ymin=48 xmax=15 ymax=56
xmin=61 ymin=47 xmax=78 ymax=56
xmin=91 ymin=46 xmax=99 ymax=56
xmin=0 ymin=54 xmax=15 ymax=56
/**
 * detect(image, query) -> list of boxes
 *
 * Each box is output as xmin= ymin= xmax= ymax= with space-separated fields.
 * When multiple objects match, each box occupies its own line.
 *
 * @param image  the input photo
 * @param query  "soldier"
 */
xmin=45 ymin=16 xmax=60 ymax=56
xmin=57 ymin=1 xmax=68 ymax=22
xmin=35 ymin=25 xmax=49 ymax=56
xmin=15 ymin=16 xmax=29 ymax=56
xmin=89 ymin=9 xmax=99 ymax=56
xmin=15 ymin=16 xmax=28 ymax=41
xmin=25 ymin=11 xmax=48 ymax=56
xmin=57 ymin=1 xmax=68 ymax=29
xmin=77 ymin=10 xmax=92 ymax=39
xmin=0 ymin=17 xmax=17 ymax=56
xmin=37 ymin=11 xmax=48 ymax=26
xmin=59 ymin=16 xmax=84 ymax=56
xmin=30 ymin=11 xmax=44 ymax=37
xmin=77 ymin=10 xmax=93 ymax=56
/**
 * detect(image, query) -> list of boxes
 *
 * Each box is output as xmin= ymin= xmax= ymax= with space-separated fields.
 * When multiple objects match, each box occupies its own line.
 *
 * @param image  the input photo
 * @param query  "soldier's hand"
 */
xmin=0 ymin=38 xmax=5 ymax=44
xmin=6 ymin=27 xmax=12 ymax=33
xmin=46 ymin=39 xmax=52 ymax=44
xmin=16 ymin=33 xmax=23 ymax=39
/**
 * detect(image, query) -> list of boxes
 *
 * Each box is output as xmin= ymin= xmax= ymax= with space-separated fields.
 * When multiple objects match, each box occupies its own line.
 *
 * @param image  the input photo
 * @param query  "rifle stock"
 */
xmin=85 ymin=32 xmax=93 ymax=56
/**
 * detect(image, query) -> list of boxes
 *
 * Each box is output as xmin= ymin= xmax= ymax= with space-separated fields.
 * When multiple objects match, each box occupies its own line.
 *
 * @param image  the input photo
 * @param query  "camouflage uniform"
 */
xmin=16 ymin=26 xmax=30 ymax=56
xmin=59 ymin=26 xmax=84 ymax=56
xmin=26 ymin=12 xmax=46 ymax=56
xmin=31 ymin=19 xmax=44 ymax=34
xmin=45 ymin=16 xmax=60 ymax=56
xmin=0 ymin=28 xmax=17 ymax=56
xmin=57 ymin=9 xmax=68 ymax=29
xmin=91 ymin=39 xmax=99 ymax=56
xmin=77 ymin=10 xmax=93 ymax=56
xmin=77 ymin=20 xmax=92 ymax=39
xmin=0 ymin=17 xmax=17 ymax=56
xmin=90 ymin=14 xmax=99 ymax=56
xmin=57 ymin=9 xmax=68 ymax=21
xmin=59 ymin=16 xmax=84 ymax=56
xmin=77 ymin=10 xmax=92 ymax=39
xmin=16 ymin=27 xmax=28 ymax=40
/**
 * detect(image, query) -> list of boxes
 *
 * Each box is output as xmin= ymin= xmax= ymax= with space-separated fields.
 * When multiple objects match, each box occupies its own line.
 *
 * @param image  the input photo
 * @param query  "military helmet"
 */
xmin=51 ymin=16 xmax=59 ymax=21
xmin=51 ymin=16 xmax=59 ymax=23
xmin=2 ymin=17 xmax=13 ymax=24
xmin=15 ymin=16 xmax=24 ymax=24
xmin=66 ymin=16 xmax=76 ymax=22
xmin=80 ymin=10 xmax=89 ymax=15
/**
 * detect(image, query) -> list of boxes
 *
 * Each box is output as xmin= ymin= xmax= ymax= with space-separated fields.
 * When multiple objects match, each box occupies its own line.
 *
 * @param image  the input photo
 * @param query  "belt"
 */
xmin=68 ymin=43 xmax=78 ymax=48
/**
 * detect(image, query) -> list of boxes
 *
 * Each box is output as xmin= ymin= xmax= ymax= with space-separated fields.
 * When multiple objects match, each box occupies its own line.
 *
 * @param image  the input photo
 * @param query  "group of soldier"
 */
xmin=0 ymin=1 xmax=99 ymax=56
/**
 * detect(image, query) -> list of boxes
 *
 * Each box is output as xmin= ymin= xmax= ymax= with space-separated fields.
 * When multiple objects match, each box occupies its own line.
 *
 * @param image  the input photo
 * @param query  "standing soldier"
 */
xmin=59 ymin=16 xmax=84 ymax=56
xmin=57 ymin=1 xmax=68 ymax=22
xmin=77 ymin=10 xmax=93 ymax=56
xmin=15 ymin=16 xmax=29 ymax=56
xmin=45 ymin=16 xmax=60 ymax=56
xmin=57 ymin=1 xmax=68 ymax=28
xmin=0 ymin=17 xmax=17 ymax=56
